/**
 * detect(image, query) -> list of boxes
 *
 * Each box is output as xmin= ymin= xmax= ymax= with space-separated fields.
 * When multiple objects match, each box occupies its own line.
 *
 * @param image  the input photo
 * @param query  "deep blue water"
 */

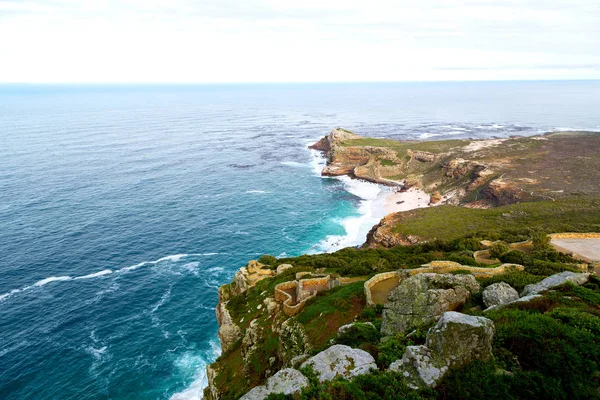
xmin=1 ymin=81 xmax=599 ymax=399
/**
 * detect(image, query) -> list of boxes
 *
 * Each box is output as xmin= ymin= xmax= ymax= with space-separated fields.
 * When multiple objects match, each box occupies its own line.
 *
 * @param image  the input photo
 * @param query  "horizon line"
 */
xmin=1 ymin=78 xmax=600 ymax=86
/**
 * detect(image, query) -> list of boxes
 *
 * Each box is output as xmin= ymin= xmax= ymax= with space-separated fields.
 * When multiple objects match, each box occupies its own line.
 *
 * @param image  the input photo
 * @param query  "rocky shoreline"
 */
xmin=202 ymin=129 xmax=600 ymax=400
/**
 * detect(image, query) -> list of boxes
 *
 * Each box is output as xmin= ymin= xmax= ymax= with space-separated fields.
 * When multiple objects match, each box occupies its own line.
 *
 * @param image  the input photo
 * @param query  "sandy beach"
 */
xmin=384 ymin=187 xmax=431 ymax=214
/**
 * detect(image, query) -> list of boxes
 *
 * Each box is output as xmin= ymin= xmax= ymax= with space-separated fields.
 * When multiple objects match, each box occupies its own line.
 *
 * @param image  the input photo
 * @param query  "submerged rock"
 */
xmin=381 ymin=273 xmax=480 ymax=336
xmin=301 ymin=344 xmax=376 ymax=382
xmin=521 ymin=271 xmax=590 ymax=297
xmin=240 ymin=368 xmax=309 ymax=400
xmin=482 ymin=282 xmax=519 ymax=308
xmin=390 ymin=311 xmax=494 ymax=389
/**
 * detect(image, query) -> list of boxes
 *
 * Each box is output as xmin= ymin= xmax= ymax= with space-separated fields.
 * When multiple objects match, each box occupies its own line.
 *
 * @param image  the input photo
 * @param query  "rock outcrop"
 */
xmin=216 ymin=299 xmax=241 ymax=352
xmin=482 ymin=282 xmax=519 ymax=309
xmin=521 ymin=271 xmax=590 ymax=297
xmin=390 ymin=312 xmax=494 ymax=388
xmin=233 ymin=260 xmax=275 ymax=295
xmin=240 ymin=368 xmax=309 ymax=400
xmin=300 ymin=345 xmax=377 ymax=382
xmin=381 ymin=273 xmax=480 ymax=336
xmin=278 ymin=319 xmax=312 ymax=367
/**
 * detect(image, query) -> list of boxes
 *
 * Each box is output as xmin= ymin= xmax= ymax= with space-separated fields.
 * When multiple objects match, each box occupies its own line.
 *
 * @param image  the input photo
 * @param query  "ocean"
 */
xmin=1 ymin=81 xmax=599 ymax=399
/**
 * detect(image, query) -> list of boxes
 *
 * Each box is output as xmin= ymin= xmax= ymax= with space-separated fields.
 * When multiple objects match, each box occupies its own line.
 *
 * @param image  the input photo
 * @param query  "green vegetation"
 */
xmin=259 ymin=254 xmax=278 ymax=266
xmin=388 ymin=197 xmax=600 ymax=242
xmin=377 ymin=157 xmax=397 ymax=167
xmin=298 ymin=282 xmax=366 ymax=350
xmin=210 ymin=205 xmax=599 ymax=399
xmin=341 ymin=137 xmax=469 ymax=157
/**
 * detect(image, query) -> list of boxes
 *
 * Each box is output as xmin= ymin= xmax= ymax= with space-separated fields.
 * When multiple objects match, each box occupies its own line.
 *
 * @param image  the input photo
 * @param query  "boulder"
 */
xmin=390 ymin=312 xmax=494 ymax=389
xmin=381 ymin=273 xmax=480 ymax=336
xmin=240 ymin=368 xmax=309 ymax=400
xmin=277 ymin=264 xmax=294 ymax=274
xmin=521 ymin=271 xmax=590 ymax=297
xmin=301 ymin=344 xmax=376 ymax=382
xmin=485 ymin=294 xmax=544 ymax=312
xmin=482 ymin=282 xmax=519 ymax=308
xmin=426 ymin=311 xmax=494 ymax=366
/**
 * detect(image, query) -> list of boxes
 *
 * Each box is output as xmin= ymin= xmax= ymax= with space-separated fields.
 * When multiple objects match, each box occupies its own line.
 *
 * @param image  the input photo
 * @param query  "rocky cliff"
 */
xmin=202 ymin=129 xmax=600 ymax=399
xmin=311 ymin=128 xmax=600 ymax=209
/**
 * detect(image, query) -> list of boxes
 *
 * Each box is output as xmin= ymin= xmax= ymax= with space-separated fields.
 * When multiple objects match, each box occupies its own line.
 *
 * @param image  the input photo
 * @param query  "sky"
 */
xmin=0 ymin=0 xmax=599 ymax=83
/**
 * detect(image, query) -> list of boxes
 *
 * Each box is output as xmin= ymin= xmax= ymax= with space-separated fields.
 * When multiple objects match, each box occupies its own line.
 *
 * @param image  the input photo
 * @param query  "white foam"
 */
xmin=150 ymin=287 xmax=172 ymax=314
xmin=312 ymin=177 xmax=389 ymax=253
xmin=419 ymin=132 xmax=443 ymax=139
xmin=307 ymin=138 xmax=328 ymax=177
xmin=280 ymin=161 xmax=309 ymax=168
xmin=169 ymin=340 xmax=221 ymax=400
xmin=245 ymin=190 xmax=267 ymax=194
xmin=156 ymin=254 xmax=189 ymax=263
xmin=34 ymin=276 xmax=72 ymax=287
xmin=1 ymin=253 xmax=210 ymax=304
xmin=75 ymin=269 xmax=112 ymax=280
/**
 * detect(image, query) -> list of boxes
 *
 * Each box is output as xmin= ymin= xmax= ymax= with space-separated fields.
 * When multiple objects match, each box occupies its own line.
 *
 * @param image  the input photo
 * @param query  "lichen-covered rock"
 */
xmin=300 ymin=344 xmax=376 ymax=382
xmin=426 ymin=312 xmax=494 ymax=367
xmin=276 ymin=264 xmax=293 ymax=274
xmin=484 ymin=293 xmax=543 ymax=312
xmin=216 ymin=301 xmax=241 ymax=352
xmin=521 ymin=271 xmax=590 ymax=297
xmin=389 ymin=345 xmax=446 ymax=388
xmin=381 ymin=273 xmax=480 ymax=336
xmin=482 ymin=282 xmax=519 ymax=308
xmin=240 ymin=368 xmax=309 ymax=400
xmin=263 ymin=297 xmax=280 ymax=316
xmin=390 ymin=312 xmax=494 ymax=389
xmin=232 ymin=260 xmax=275 ymax=295
xmin=278 ymin=319 xmax=311 ymax=367
xmin=203 ymin=365 xmax=219 ymax=400
xmin=241 ymin=319 xmax=263 ymax=366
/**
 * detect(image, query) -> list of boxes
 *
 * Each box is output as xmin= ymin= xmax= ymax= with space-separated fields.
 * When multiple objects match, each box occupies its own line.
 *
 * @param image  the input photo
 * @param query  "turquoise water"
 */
xmin=1 ymin=82 xmax=599 ymax=399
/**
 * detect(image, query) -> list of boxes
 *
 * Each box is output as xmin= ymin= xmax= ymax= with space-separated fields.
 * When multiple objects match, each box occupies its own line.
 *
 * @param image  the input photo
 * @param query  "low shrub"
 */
xmin=479 ymin=272 xmax=543 ymax=292
xmin=259 ymin=254 xmax=278 ymax=266
xmin=336 ymin=322 xmax=380 ymax=348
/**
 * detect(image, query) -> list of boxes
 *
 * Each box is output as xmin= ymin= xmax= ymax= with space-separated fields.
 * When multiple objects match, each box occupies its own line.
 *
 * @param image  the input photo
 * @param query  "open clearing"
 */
xmin=551 ymin=238 xmax=600 ymax=262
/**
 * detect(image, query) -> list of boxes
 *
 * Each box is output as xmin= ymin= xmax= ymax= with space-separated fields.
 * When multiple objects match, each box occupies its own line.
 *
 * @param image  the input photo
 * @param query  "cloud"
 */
xmin=0 ymin=0 xmax=598 ymax=82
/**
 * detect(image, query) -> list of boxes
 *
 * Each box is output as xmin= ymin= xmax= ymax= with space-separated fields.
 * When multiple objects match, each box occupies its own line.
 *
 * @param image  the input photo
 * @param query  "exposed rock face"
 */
xmin=521 ymin=271 xmax=590 ymax=297
xmin=241 ymin=319 xmax=263 ymax=371
xmin=408 ymin=149 xmax=439 ymax=163
xmin=216 ymin=301 xmax=241 ymax=352
xmin=365 ymin=214 xmax=424 ymax=248
xmin=482 ymin=178 xmax=524 ymax=206
xmin=309 ymin=128 xmax=403 ymax=185
xmin=301 ymin=345 xmax=377 ymax=382
xmin=381 ymin=273 xmax=480 ymax=336
xmin=233 ymin=260 xmax=275 ymax=295
xmin=278 ymin=319 xmax=312 ymax=367
xmin=482 ymin=282 xmax=519 ymax=308
xmin=390 ymin=312 xmax=494 ymax=388
xmin=204 ymin=365 xmax=219 ymax=400
xmin=240 ymin=368 xmax=309 ymax=400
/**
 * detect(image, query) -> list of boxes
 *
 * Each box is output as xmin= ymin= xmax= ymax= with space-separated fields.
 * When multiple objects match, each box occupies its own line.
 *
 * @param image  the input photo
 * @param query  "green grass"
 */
xmin=341 ymin=137 xmax=468 ymax=155
xmin=378 ymin=157 xmax=397 ymax=166
xmin=388 ymin=197 xmax=600 ymax=242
